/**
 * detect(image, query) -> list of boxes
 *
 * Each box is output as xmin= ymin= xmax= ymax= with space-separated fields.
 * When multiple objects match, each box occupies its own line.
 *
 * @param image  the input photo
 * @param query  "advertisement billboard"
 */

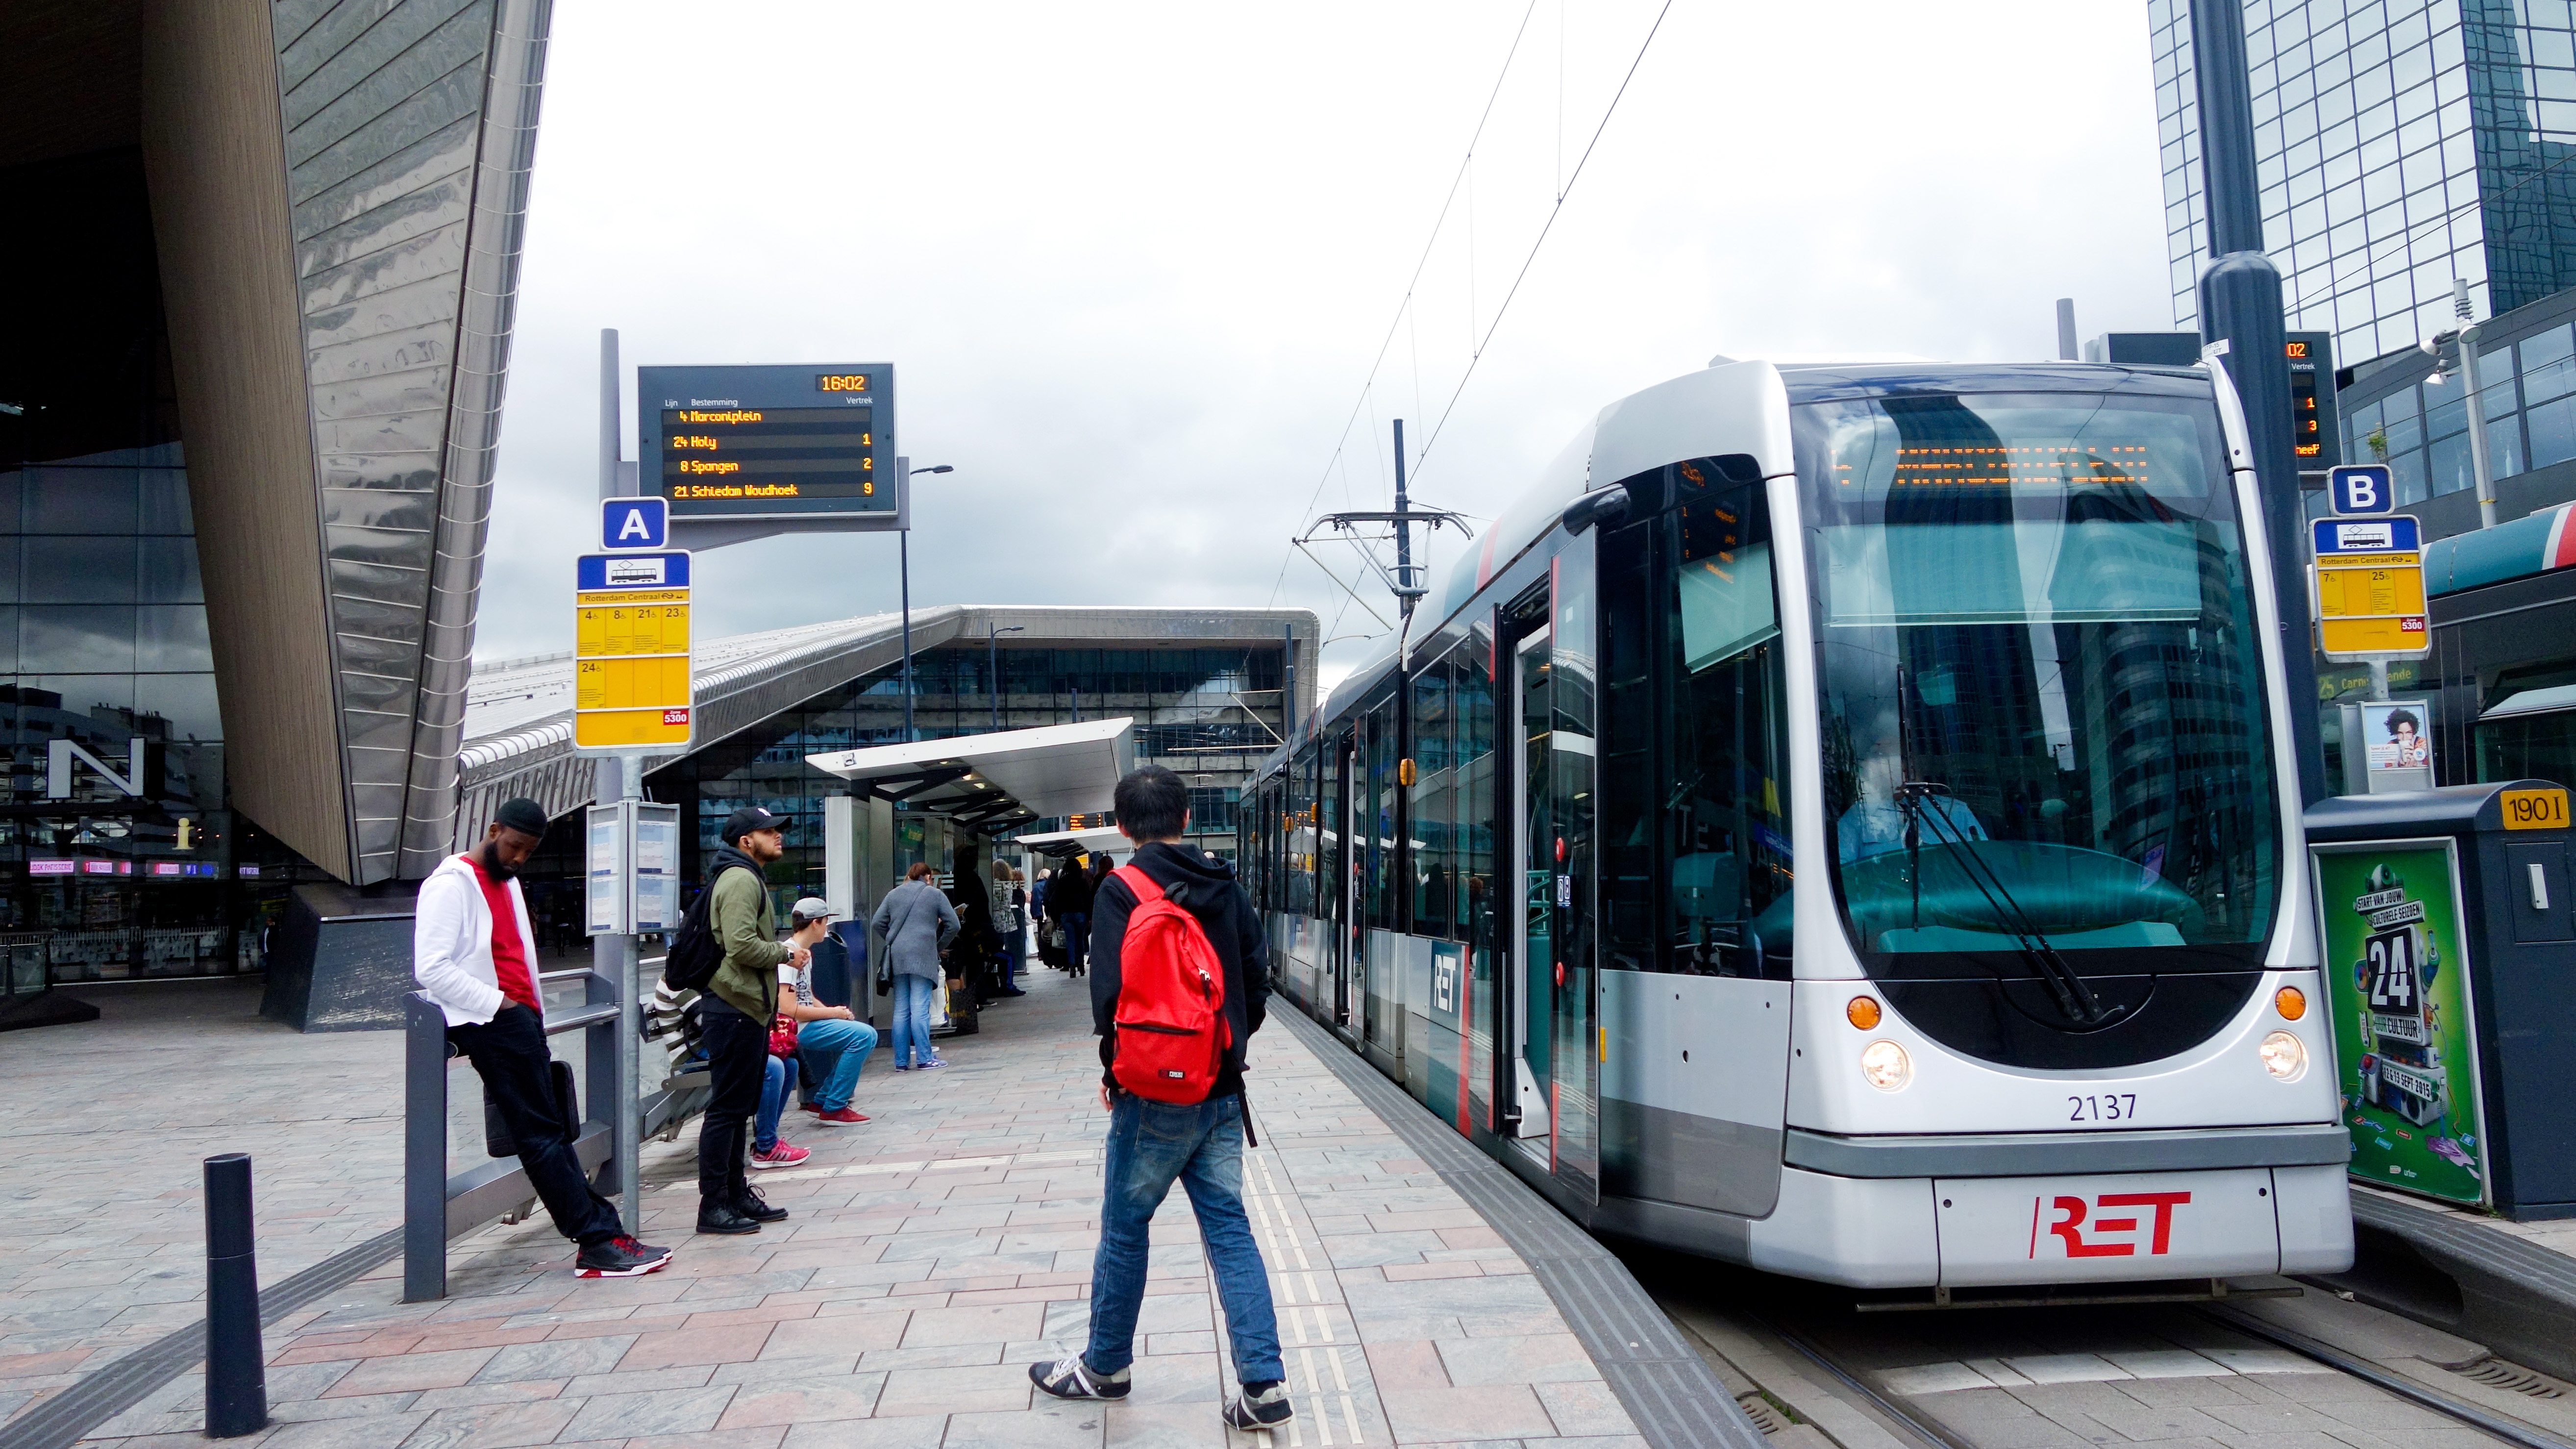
xmin=2311 ymin=840 xmax=2491 ymax=1207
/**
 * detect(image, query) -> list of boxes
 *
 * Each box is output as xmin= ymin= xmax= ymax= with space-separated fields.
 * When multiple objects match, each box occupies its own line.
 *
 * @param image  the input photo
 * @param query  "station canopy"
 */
xmin=1005 ymin=825 xmax=1131 ymax=858
xmin=804 ymin=718 xmax=1135 ymax=836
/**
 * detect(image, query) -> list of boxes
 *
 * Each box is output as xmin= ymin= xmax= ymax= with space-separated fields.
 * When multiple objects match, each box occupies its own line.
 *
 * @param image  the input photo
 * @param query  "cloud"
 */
xmin=481 ymin=0 xmax=2172 ymax=679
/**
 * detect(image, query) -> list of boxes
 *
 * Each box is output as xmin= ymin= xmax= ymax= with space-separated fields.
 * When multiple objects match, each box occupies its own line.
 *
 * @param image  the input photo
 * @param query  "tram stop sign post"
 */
xmin=574 ymin=496 xmax=694 ymax=752
xmin=2310 ymin=466 xmax=2429 ymax=663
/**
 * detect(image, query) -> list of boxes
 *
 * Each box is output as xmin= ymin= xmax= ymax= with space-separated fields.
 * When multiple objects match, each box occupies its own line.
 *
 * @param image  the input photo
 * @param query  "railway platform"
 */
xmin=55 ymin=963 xmax=1734 ymax=1448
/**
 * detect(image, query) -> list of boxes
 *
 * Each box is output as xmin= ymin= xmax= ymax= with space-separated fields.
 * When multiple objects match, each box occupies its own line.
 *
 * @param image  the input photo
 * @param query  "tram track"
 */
xmin=1637 ymin=1252 xmax=2576 ymax=1449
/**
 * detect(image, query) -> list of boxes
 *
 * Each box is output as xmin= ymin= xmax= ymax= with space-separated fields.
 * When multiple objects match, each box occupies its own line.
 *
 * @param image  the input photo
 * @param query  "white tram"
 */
xmin=1239 ymin=358 xmax=2354 ymax=1292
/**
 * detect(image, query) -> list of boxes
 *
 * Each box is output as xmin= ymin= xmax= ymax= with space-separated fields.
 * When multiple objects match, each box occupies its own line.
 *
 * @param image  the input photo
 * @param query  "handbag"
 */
xmin=769 ymin=1013 xmax=800 ymax=1057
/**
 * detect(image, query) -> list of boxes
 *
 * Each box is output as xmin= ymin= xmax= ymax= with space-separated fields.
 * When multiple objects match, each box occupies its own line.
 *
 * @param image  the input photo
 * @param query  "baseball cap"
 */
xmin=721 ymin=805 xmax=788 ymax=844
xmin=790 ymin=897 xmax=835 ymax=923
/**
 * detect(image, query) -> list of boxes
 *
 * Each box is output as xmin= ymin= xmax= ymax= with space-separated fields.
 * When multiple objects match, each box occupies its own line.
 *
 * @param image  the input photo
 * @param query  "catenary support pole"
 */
xmin=597 ymin=327 xmax=642 ymax=1230
xmin=1392 ymin=419 xmax=1413 ymax=621
xmin=2192 ymin=0 xmax=2325 ymax=805
xmin=2056 ymin=299 xmax=2079 ymax=361
xmin=1283 ymin=622 xmax=1295 ymax=744
xmin=202 ymin=1154 xmax=267 ymax=1438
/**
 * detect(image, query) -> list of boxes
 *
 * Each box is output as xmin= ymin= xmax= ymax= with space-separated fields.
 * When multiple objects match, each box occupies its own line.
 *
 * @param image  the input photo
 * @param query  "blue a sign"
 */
xmin=2312 ymin=515 xmax=2421 ymax=556
xmin=2329 ymin=465 xmax=2395 ymax=516
xmin=601 ymin=497 xmax=669 ymax=550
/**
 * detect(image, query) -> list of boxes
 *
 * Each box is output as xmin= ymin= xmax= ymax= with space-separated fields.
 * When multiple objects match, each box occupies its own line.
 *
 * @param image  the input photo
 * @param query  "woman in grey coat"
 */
xmin=872 ymin=862 xmax=961 ymax=1069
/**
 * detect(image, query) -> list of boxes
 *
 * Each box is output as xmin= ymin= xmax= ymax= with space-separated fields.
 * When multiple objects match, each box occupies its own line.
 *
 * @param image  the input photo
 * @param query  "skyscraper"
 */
xmin=2155 ymin=0 xmax=2576 ymax=364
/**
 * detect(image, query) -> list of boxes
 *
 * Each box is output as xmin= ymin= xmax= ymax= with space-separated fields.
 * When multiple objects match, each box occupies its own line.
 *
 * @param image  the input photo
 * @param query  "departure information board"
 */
xmin=639 ymin=364 xmax=896 ymax=522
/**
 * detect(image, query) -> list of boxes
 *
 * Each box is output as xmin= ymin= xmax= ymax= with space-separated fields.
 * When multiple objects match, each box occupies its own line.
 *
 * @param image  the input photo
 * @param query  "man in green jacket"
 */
xmin=695 ymin=806 xmax=808 ymax=1235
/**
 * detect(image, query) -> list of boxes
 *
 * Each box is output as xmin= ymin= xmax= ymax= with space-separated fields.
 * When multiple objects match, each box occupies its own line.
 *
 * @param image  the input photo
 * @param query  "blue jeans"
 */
xmin=1086 ymin=1093 xmax=1281 ymax=1383
xmin=754 ymin=1053 xmax=789 ymax=1153
xmin=796 ymin=1017 xmax=878 ymax=1108
xmin=891 ymin=975 xmax=937 ymax=1067
xmin=1007 ymin=927 xmax=1026 ymax=986
xmin=1062 ymin=911 xmax=1090 ymax=974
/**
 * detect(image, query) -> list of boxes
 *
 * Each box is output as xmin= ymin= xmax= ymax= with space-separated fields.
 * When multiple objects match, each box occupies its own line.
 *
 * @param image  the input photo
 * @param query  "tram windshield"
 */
xmin=1794 ymin=388 xmax=2281 ymax=970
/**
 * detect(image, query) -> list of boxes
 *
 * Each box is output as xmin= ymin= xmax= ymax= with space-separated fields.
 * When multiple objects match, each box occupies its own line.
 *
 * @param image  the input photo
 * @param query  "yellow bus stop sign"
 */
xmin=573 ymin=551 xmax=694 ymax=750
xmin=2311 ymin=515 xmax=2430 ymax=663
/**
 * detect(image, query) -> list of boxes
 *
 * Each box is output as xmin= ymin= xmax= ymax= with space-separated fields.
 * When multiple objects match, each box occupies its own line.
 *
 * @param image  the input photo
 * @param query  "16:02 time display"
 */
xmin=817 ymin=374 xmax=869 ymax=392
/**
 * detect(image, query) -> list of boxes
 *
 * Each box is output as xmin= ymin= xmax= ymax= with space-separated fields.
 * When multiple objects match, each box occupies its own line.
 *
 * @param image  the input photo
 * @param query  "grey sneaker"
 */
xmin=1224 ymin=1380 xmax=1294 ymax=1429
xmin=1030 ymin=1353 xmax=1131 ymax=1400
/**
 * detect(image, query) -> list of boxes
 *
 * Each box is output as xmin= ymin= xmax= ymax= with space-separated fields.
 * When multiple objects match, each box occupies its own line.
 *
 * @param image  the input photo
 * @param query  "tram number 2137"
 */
xmin=2068 ymin=1093 xmax=2140 ymax=1122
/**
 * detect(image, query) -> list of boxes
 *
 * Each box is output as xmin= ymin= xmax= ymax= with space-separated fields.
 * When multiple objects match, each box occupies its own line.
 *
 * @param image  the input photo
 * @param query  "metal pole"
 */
xmin=401 ymin=993 xmax=446 ymax=1302
xmin=1283 ymin=622 xmax=1295 ymax=743
xmin=202 ymin=1153 xmax=266 ymax=1438
xmin=1392 ymin=419 xmax=1413 ymax=620
xmin=2454 ymin=280 xmax=2501 ymax=530
xmin=2056 ymin=299 xmax=2079 ymax=361
xmin=2192 ymin=0 xmax=2326 ymax=805
xmin=989 ymin=625 xmax=999 ymax=731
xmin=596 ymin=330 xmax=642 ymax=1230
xmin=897 ymin=456 xmax=915 ymax=744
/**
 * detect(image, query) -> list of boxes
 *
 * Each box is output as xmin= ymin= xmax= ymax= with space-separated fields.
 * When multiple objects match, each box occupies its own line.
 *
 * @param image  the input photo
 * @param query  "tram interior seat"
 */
xmin=1840 ymin=839 xmax=2202 ymax=951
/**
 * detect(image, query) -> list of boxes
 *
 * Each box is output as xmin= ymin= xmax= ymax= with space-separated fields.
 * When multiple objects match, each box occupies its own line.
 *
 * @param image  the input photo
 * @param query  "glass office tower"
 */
xmin=2156 ymin=0 xmax=2576 ymax=364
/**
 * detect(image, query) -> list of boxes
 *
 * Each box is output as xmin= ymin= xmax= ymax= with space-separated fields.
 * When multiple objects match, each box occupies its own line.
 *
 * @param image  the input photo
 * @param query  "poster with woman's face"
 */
xmin=2362 ymin=700 xmax=2434 ymax=777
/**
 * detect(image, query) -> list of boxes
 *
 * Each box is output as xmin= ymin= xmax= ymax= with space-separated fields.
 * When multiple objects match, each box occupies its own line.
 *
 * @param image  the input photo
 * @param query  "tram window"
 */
xmin=1797 ymin=392 xmax=2281 ymax=962
xmin=1457 ymin=640 xmax=1498 ymax=948
xmin=1412 ymin=659 xmax=1457 ymax=939
xmin=1599 ymin=511 xmax=1655 ymax=970
xmin=1291 ymin=743 xmax=1319 ymax=916
xmin=1662 ymin=474 xmax=1793 ymax=977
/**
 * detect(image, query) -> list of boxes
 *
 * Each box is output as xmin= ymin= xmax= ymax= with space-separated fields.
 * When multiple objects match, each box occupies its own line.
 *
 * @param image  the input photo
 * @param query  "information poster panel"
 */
xmin=632 ymin=803 xmax=681 ymax=935
xmin=2311 ymin=840 xmax=2491 ymax=1206
xmin=587 ymin=804 xmax=628 ymax=936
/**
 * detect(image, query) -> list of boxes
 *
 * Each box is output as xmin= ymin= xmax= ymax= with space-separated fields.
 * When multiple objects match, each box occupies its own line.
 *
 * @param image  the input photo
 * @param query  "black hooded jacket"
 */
xmin=1089 ymin=841 xmax=1268 ymax=1099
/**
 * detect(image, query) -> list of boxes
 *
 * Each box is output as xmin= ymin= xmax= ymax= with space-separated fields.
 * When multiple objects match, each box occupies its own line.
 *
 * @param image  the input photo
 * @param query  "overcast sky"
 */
xmin=481 ymin=0 xmax=2179 ymax=687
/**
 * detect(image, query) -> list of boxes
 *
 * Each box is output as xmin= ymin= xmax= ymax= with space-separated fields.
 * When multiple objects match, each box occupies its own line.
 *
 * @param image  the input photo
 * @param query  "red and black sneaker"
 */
xmin=575 ymin=1235 xmax=672 ymax=1277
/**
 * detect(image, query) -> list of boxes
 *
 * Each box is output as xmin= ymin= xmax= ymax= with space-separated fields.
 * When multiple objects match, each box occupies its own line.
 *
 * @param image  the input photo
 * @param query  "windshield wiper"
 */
xmin=1895 ymin=782 xmax=2126 ymax=1028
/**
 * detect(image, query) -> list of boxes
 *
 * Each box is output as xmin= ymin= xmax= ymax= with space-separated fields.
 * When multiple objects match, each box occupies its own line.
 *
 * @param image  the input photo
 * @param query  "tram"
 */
xmin=1239 ymin=357 xmax=2355 ymax=1292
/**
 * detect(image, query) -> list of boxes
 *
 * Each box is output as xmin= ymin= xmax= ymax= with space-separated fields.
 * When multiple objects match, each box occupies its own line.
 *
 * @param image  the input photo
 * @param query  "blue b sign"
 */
xmin=601 ymin=497 xmax=669 ymax=550
xmin=2329 ymin=464 xmax=2395 ymax=516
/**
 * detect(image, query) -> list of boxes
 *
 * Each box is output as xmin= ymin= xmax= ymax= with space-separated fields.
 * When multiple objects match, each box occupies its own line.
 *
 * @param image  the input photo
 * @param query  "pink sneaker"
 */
xmin=749 ymin=1140 xmax=810 ymax=1169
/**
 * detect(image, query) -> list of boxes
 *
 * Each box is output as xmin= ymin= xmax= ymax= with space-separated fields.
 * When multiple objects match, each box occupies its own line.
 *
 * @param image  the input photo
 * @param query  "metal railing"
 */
xmin=402 ymin=971 xmax=622 ymax=1302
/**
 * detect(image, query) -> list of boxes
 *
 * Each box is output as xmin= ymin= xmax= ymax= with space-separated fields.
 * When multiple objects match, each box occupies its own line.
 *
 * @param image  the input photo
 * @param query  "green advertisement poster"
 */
xmin=2312 ymin=842 xmax=2490 ymax=1207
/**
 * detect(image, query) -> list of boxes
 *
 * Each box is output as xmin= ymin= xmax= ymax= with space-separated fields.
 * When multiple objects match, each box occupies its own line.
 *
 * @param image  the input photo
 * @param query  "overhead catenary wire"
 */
xmin=1266 ymin=0 xmax=1548 ymax=610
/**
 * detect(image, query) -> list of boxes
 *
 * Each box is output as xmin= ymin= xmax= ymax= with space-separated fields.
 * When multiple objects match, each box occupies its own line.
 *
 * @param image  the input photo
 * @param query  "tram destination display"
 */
xmin=640 ymin=364 xmax=896 ymax=523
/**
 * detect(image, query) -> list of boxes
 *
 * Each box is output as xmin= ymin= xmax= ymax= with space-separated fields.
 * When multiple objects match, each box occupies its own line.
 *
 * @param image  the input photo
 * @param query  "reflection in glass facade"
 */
xmin=2156 ymin=0 xmax=2576 ymax=364
xmin=644 ymin=645 xmax=1286 ymax=921
xmin=0 ymin=149 xmax=298 ymax=992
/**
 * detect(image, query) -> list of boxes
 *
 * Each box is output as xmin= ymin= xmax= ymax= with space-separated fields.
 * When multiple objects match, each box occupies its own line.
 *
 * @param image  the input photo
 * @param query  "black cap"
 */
xmin=495 ymin=798 xmax=549 ymax=838
xmin=721 ymin=805 xmax=787 ymax=845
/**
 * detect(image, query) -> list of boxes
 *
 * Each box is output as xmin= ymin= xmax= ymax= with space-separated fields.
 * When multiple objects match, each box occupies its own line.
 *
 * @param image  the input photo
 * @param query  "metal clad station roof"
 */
xmin=804 ymin=718 xmax=1138 ymax=833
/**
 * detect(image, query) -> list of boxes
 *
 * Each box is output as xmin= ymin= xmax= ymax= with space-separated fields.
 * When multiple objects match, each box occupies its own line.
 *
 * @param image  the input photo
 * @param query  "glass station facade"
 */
xmin=641 ymin=645 xmax=1287 ymax=919
xmin=0 ymin=149 xmax=307 ymax=999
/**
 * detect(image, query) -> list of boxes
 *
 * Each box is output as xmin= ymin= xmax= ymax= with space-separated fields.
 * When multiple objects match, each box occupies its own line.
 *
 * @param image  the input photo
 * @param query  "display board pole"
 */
xmin=896 ymin=456 xmax=915 ymax=743
xmin=597 ymin=330 xmax=644 ymax=1230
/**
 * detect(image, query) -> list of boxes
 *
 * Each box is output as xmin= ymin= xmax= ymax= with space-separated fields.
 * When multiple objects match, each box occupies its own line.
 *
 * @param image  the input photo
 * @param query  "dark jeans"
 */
xmin=446 ymin=1004 xmax=622 ymax=1247
xmin=1087 ymin=1092 xmax=1281 ymax=1382
xmin=697 ymin=997 xmax=767 ymax=1206
xmin=1062 ymin=911 xmax=1090 ymax=974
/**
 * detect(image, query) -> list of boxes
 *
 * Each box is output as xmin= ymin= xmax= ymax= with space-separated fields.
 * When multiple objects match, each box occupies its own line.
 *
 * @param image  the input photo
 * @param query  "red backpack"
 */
xmin=1108 ymin=864 xmax=1231 ymax=1103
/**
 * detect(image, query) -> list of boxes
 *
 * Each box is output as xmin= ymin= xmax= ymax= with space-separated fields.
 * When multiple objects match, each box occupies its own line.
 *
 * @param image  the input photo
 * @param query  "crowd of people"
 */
xmin=411 ymin=769 xmax=1295 ymax=1427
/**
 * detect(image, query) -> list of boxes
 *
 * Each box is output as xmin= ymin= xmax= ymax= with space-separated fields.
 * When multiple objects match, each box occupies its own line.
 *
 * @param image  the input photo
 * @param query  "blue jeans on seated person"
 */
xmin=1085 ymin=1092 xmax=1281 ymax=1383
xmin=754 ymin=1053 xmax=789 ymax=1153
xmin=795 ymin=1017 xmax=878 ymax=1109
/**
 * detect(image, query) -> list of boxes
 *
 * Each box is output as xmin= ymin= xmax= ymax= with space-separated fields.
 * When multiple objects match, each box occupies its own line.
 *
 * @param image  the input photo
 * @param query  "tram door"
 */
xmin=1509 ymin=629 xmax=1554 ymax=1147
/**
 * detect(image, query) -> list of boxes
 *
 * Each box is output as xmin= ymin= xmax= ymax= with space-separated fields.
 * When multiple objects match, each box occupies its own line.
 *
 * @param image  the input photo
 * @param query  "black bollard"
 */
xmin=202 ymin=1153 xmax=267 ymax=1438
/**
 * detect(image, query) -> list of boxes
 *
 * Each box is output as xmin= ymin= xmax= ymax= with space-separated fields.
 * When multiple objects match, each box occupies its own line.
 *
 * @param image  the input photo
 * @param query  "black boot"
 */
xmin=734 ymin=1187 xmax=789 ymax=1224
xmin=696 ymin=1200 xmax=762 ymax=1234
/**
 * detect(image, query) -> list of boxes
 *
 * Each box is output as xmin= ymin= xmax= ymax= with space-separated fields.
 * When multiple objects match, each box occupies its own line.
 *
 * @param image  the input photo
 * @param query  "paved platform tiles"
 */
xmin=0 ymin=966 xmax=617 ymax=1435
xmin=71 ymin=963 xmax=1652 ymax=1448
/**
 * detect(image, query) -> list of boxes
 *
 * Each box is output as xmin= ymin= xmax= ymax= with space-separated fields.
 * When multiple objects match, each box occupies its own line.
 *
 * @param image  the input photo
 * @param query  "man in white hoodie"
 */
xmin=415 ymin=798 xmax=670 ymax=1278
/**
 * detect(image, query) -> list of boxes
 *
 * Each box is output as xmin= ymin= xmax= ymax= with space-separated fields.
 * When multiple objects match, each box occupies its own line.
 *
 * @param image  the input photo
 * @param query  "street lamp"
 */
xmin=897 ymin=461 xmax=955 ymax=743
xmin=988 ymin=624 xmax=1026 ymax=730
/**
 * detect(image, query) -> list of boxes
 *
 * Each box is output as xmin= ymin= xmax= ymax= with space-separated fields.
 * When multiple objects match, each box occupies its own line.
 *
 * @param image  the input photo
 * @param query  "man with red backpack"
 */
xmin=1029 ymin=765 xmax=1289 ymax=1430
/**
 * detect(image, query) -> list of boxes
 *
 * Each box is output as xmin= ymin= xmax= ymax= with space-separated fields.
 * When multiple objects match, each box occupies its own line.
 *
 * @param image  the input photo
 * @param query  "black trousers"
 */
xmin=446 ymin=1004 xmax=622 ymax=1247
xmin=697 ymin=997 xmax=766 ymax=1205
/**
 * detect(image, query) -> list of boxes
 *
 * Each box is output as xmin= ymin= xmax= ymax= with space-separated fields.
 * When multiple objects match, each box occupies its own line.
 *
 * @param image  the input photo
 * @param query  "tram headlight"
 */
xmin=1859 ymin=1039 xmax=1912 ymax=1091
xmin=2259 ymin=1029 xmax=2308 ymax=1081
